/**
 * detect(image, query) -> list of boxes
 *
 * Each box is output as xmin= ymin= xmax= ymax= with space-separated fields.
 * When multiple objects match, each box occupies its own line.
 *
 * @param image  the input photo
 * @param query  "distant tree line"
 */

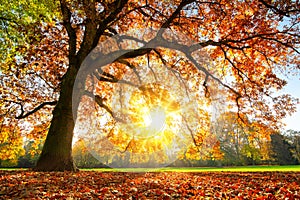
xmin=1 ymin=129 xmax=299 ymax=168
xmin=171 ymin=130 xmax=300 ymax=167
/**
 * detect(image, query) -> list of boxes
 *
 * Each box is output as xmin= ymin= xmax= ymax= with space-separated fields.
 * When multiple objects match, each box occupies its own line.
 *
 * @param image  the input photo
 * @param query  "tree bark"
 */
xmin=34 ymin=65 xmax=79 ymax=172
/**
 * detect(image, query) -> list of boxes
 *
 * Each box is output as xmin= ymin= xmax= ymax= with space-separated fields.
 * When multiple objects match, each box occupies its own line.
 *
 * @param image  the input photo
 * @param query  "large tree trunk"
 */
xmin=34 ymin=65 xmax=79 ymax=172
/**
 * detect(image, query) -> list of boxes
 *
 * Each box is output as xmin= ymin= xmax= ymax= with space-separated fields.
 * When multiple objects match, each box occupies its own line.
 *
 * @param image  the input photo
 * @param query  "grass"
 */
xmin=1 ymin=165 xmax=299 ymax=172
xmin=0 ymin=168 xmax=28 ymax=171
xmin=82 ymin=165 xmax=300 ymax=172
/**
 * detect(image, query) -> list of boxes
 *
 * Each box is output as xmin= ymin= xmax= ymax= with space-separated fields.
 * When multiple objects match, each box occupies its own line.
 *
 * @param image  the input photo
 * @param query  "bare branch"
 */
xmin=15 ymin=101 xmax=57 ymax=119
xmin=160 ymin=0 xmax=195 ymax=30
xmin=117 ymin=48 xmax=153 ymax=60
xmin=83 ymin=90 xmax=125 ymax=122
xmin=93 ymin=69 xmax=137 ymax=87
xmin=121 ymin=137 xmax=135 ymax=153
xmin=0 ymin=16 xmax=19 ymax=26
xmin=146 ymin=53 xmax=158 ymax=82
xmin=191 ymin=32 xmax=299 ymax=53
xmin=116 ymin=59 xmax=142 ymax=85
xmin=258 ymin=0 xmax=300 ymax=16
xmin=182 ymin=115 xmax=201 ymax=150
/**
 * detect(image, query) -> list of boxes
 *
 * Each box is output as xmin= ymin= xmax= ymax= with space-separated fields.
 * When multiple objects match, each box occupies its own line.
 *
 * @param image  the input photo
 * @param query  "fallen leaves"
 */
xmin=0 ymin=170 xmax=299 ymax=199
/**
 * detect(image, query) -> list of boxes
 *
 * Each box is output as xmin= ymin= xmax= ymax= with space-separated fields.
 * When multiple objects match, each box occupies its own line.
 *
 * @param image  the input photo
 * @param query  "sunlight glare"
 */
xmin=143 ymin=106 xmax=166 ymax=133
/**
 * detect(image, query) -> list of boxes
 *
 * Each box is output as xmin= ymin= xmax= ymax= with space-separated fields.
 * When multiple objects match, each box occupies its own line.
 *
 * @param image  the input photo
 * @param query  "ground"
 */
xmin=1 ymin=170 xmax=299 ymax=199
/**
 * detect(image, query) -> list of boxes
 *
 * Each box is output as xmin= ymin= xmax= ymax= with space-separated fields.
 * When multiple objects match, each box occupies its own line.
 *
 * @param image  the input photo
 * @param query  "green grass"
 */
xmin=161 ymin=165 xmax=300 ymax=172
xmin=82 ymin=165 xmax=300 ymax=172
xmin=1 ymin=165 xmax=299 ymax=172
xmin=0 ymin=168 xmax=28 ymax=171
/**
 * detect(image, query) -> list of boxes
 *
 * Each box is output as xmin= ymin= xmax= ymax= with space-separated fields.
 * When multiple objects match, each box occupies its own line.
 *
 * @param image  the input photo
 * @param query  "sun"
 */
xmin=140 ymin=106 xmax=167 ymax=137
xmin=127 ymin=84 xmax=181 ymax=138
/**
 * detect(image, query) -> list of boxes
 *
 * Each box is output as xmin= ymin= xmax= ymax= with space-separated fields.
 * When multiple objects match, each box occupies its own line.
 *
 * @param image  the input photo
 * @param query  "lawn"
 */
xmin=83 ymin=165 xmax=300 ymax=172
xmin=1 ymin=166 xmax=299 ymax=199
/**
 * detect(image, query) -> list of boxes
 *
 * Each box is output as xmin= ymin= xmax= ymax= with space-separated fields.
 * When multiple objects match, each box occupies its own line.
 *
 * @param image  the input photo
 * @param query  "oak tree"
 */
xmin=0 ymin=0 xmax=299 ymax=171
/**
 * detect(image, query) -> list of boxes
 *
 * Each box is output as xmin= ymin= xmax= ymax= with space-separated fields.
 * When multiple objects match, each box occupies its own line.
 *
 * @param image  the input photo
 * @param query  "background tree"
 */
xmin=270 ymin=132 xmax=297 ymax=165
xmin=0 ymin=0 xmax=299 ymax=171
xmin=215 ymin=112 xmax=273 ymax=165
xmin=17 ymin=140 xmax=43 ymax=168
xmin=0 ymin=121 xmax=24 ymax=167
xmin=285 ymin=130 xmax=300 ymax=163
xmin=72 ymin=139 xmax=106 ymax=168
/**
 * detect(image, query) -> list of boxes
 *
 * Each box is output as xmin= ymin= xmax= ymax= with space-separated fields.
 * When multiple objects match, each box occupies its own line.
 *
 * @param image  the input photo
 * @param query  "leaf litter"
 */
xmin=0 ymin=170 xmax=299 ymax=199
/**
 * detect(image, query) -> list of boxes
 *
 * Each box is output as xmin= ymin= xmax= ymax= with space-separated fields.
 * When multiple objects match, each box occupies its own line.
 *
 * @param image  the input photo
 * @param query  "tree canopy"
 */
xmin=0 ymin=0 xmax=299 ymax=171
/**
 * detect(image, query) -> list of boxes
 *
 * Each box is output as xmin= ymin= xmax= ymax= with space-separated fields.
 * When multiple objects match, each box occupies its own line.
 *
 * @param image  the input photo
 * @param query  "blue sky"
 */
xmin=281 ymin=77 xmax=300 ymax=131
xmin=278 ymin=18 xmax=299 ymax=131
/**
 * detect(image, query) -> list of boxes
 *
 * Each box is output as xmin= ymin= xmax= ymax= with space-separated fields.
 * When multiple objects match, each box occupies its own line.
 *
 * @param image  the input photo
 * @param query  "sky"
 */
xmin=281 ymin=77 xmax=300 ymax=131
xmin=278 ymin=18 xmax=300 ymax=132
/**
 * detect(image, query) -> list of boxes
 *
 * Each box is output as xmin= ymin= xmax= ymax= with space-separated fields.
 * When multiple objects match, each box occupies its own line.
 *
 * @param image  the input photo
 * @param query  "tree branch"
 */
xmin=15 ymin=101 xmax=57 ymax=119
xmin=160 ymin=0 xmax=195 ymax=30
xmin=182 ymin=115 xmax=202 ymax=150
xmin=116 ymin=59 xmax=142 ymax=85
xmin=93 ymin=69 xmax=137 ymax=87
xmin=90 ymin=0 xmax=129 ymax=50
xmin=83 ymin=90 xmax=125 ymax=122
xmin=84 ymin=27 xmax=297 ymax=126
xmin=0 ymin=16 xmax=19 ymax=25
xmin=60 ymin=0 xmax=77 ymax=59
xmin=258 ymin=0 xmax=300 ymax=16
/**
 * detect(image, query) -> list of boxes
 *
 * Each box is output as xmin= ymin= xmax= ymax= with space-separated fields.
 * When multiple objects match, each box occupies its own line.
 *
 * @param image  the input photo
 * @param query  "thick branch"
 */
xmin=60 ymin=0 xmax=77 ymax=59
xmin=102 ymin=0 xmax=129 ymax=27
xmin=90 ymin=0 xmax=129 ymax=51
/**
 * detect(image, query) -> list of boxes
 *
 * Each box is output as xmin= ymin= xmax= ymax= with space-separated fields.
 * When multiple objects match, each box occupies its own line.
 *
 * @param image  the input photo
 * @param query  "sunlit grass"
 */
xmin=82 ymin=165 xmax=300 ymax=172
xmin=0 ymin=168 xmax=28 ymax=171
xmin=1 ymin=165 xmax=299 ymax=172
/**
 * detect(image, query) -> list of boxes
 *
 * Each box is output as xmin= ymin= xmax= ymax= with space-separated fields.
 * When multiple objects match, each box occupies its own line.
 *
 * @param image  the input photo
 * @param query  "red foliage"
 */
xmin=0 ymin=171 xmax=299 ymax=199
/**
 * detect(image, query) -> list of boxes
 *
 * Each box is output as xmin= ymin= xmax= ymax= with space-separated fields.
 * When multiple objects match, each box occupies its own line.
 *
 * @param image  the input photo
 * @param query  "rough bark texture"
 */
xmin=34 ymin=66 xmax=79 ymax=172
